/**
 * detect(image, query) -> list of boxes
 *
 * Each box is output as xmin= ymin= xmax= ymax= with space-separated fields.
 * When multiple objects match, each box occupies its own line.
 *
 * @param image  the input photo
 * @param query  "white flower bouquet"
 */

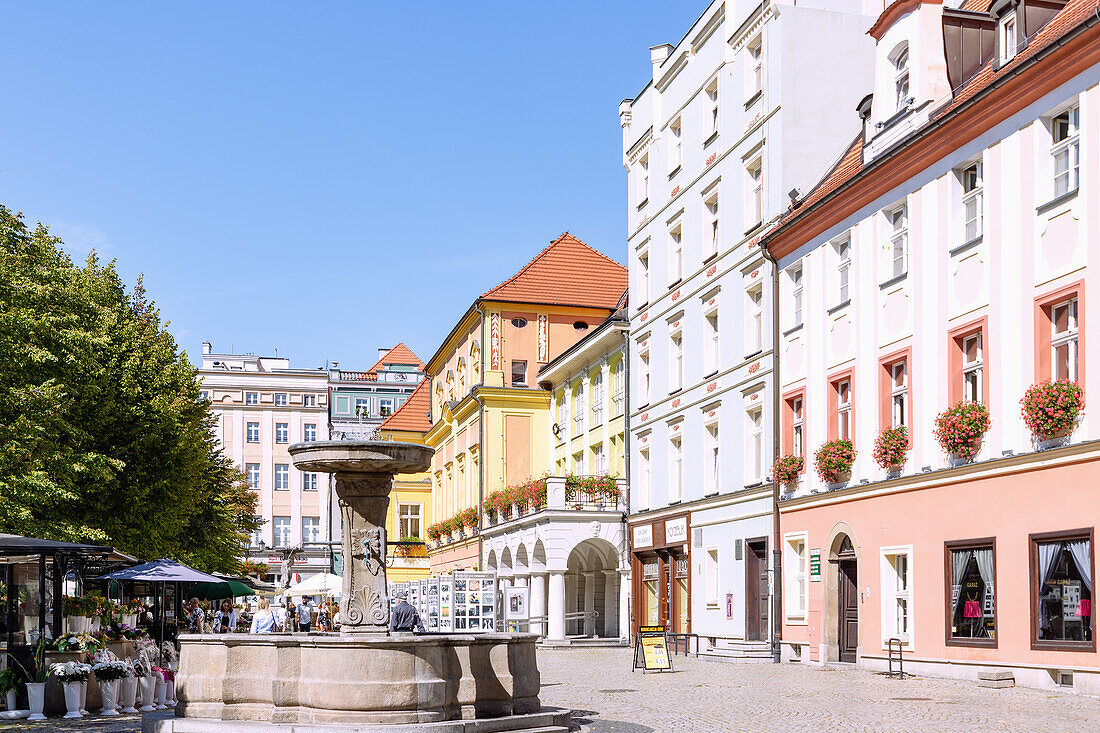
xmin=92 ymin=660 xmax=131 ymax=681
xmin=49 ymin=661 xmax=92 ymax=683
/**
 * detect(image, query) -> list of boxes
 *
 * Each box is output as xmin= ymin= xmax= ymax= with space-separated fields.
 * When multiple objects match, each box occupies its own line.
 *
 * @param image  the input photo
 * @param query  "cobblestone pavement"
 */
xmin=536 ymin=648 xmax=1100 ymax=733
xmin=0 ymin=712 xmax=141 ymax=732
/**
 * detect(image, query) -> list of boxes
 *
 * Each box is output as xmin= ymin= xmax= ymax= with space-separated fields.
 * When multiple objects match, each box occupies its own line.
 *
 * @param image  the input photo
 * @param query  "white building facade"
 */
xmin=620 ymin=0 xmax=881 ymax=655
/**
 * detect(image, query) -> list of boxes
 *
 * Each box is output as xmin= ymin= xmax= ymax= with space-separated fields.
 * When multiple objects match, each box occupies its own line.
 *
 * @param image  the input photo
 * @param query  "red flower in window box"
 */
xmin=872 ymin=426 xmax=909 ymax=470
xmin=934 ymin=401 xmax=991 ymax=462
xmin=1020 ymin=380 xmax=1084 ymax=441
xmin=814 ymin=439 xmax=855 ymax=484
xmin=773 ymin=454 xmax=804 ymax=488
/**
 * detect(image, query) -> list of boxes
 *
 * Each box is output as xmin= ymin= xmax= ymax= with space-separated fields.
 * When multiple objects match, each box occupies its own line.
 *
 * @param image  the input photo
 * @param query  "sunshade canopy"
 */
xmin=189 ymin=579 xmax=255 ymax=600
xmin=283 ymin=572 xmax=342 ymax=597
xmin=97 ymin=558 xmax=221 ymax=583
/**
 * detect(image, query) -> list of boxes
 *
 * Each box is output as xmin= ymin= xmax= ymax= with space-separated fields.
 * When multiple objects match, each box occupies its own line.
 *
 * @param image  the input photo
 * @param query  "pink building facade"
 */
xmin=764 ymin=0 xmax=1100 ymax=693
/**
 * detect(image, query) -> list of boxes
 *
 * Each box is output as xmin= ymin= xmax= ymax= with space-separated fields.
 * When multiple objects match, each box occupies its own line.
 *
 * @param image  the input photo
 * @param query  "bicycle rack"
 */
xmin=887 ymin=637 xmax=907 ymax=679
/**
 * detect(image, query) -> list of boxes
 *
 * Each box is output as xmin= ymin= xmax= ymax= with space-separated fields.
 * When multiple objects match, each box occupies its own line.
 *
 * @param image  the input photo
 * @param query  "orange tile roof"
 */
xmin=959 ymin=0 xmax=993 ymax=12
xmin=480 ymin=233 xmax=627 ymax=310
xmin=365 ymin=343 xmax=425 ymax=376
xmin=378 ymin=380 xmax=432 ymax=433
xmin=771 ymin=0 xmax=1091 ymax=236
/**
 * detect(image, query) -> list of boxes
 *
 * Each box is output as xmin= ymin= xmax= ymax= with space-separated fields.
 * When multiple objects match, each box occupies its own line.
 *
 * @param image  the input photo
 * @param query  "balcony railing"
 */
xmin=334 ymin=370 xmax=378 ymax=382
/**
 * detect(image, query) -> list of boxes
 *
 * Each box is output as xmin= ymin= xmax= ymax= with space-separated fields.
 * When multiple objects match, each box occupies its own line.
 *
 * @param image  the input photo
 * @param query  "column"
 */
xmin=619 ymin=569 xmax=631 ymax=642
xmin=530 ymin=573 xmax=547 ymax=637
xmin=603 ymin=571 xmax=618 ymax=638
xmin=547 ymin=572 xmax=566 ymax=640
xmin=600 ymin=357 xmax=611 ymax=470
xmin=583 ymin=572 xmax=596 ymax=637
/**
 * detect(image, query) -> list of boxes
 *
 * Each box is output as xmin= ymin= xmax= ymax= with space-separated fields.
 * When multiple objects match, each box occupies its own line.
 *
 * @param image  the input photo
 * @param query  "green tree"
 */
xmin=0 ymin=206 xmax=258 ymax=571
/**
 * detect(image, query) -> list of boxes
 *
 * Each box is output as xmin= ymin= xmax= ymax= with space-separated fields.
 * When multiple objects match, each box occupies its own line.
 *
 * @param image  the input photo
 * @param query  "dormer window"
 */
xmin=999 ymin=11 xmax=1017 ymax=65
xmin=892 ymin=45 xmax=910 ymax=112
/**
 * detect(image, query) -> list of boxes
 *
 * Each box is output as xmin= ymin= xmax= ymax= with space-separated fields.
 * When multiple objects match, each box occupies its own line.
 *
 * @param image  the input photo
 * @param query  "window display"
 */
xmin=1033 ymin=534 xmax=1092 ymax=645
xmin=948 ymin=543 xmax=996 ymax=642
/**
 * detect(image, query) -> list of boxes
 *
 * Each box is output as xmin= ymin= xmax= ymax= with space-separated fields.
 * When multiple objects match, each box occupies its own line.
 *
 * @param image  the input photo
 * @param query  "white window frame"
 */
xmin=669 ymin=225 xmax=683 ymax=285
xmin=593 ymin=444 xmax=606 ymax=476
xmin=1051 ymin=298 xmax=1079 ymax=382
xmin=557 ymin=391 xmax=568 ymax=442
xmin=246 ymin=421 xmax=260 ymax=443
xmin=638 ymin=249 xmax=651 ymax=304
xmin=275 ymin=422 xmax=289 ymax=444
xmin=706 ymin=79 xmax=719 ymax=138
xmin=704 ymin=419 xmax=720 ymax=496
xmin=274 ymin=393 xmax=288 ymax=407
xmin=881 ymin=545 xmax=914 ymax=647
xmin=639 ymin=348 xmax=651 ymax=405
xmin=706 ymin=193 xmax=720 ymax=257
xmin=274 ymin=463 xmax=290 ymax=491
xmin=746 ymin=407 xmax=764 ymax=484
xmin=245 ymin=392 xmax=259 ymax=406
xmin=745 ymin=36 xmax=763 ymax=100
xmin=704 ymin=309 xmax=720 ymax=375
xmin=747 ymin=159 xmax=763 ymax=228
xmin=893 ymin=45 xmax=910 ymax=111
xmin=669 ymin=330 xmax=683 ymax=392
xmin=835 ymin=237 xmax=851 ymax=305
xmin=639 ymin=446 xmax=651 ymax=508
xmin=887 ymin=205 xmax=908 ymax=280
xmin=592 ymin=371 xmax=605 ymax=426
xmin=302 ymin=516 xmax=321 ymax=544
xmin=273 ymin=516 xmax=291 ymax=548
xmin=705 ymin=547 xmax=720 ymax=606
xmin=1051 ymin=106 xmax=1081 ymax=198
xmin=785 ymin=532 xmax=809 ymax=622
xmin=246 ymin=463 xmax=260 ymax=490
xmin=398 ymin=502 xmax=423 ymax=539
xmin=303 ymin=423 xmax=317 ymax=442
xmin=962 ymin=333 xmax=983 ymax=403
xmin=574 ymin=450 xmax=586 ymax=476
xmin=746 ymin=286 xmax=763 ymax=355
xmin=302 ymin=472 xmax=318 ymax=491
xmin=612 ymin=359 xmax=625 ymax=417
xmin=302 ymin=394 xmax=317 ymax=408
xmin=891 ymin=361 xmax=908 ymax=428
xmin=511 ymin=360 xmax=527 ymax=387
xmin=792 ymin=396 xmax=804 ymax=457
xmin=638 ymin=154 xmax=650 ymax=206
xmin=574 ymin=382 xmax=586 ymax=433
xmin=999 ymin=11 xmax=1017 ymax=64
xmin=790 ymin=264 xmax=804 ymax=328
xmin=961 ymin=162 xmax=983 ymax=243
xmin=379 ymin=398 xmax=394 ymax=416
xmin=837 ymin=378 xmax=852 ymax=440
xmin=669 ymin=435 xmax=683 ymax=502
xmin=669 ymin=117 xmax=682 ymax=172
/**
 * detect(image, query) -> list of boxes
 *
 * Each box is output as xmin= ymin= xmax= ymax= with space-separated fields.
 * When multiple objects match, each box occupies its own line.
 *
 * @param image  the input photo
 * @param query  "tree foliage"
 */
xmin=0 ymin=206 xmax=258 ymax=572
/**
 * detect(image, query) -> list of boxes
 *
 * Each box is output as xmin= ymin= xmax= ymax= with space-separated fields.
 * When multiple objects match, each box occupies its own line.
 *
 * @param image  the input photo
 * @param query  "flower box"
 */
xmin=1021 ymin=380 xmax=1084 ymax=443
xmin=773 ymin=455 xmax=804 ymax=489
xmin=814 ymin=439 xmax=855 ymax=484
xmin=935 ymin=401 xmax=991 ymax=463
xmin=873 ymin=426 xmax=909 ymax=474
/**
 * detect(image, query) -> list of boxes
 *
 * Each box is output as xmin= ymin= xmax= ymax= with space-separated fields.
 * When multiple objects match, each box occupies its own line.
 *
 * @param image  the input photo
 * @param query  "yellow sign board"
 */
xmin=633 ymin=627 xmax=673 ymax=672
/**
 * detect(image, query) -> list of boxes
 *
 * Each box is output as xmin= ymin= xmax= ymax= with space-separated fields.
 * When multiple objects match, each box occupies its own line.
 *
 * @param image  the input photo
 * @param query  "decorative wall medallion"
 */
xmin=670 ymin=185 xmax=680 ymax=198
xmin=748 ymin=362 xmax=761 ymax=374
xmin=708 ymin=410 xmax=716 ymax=418
xmin=707 ymin=382 xmax=717 ymax=393
xmin=706 ymin=153 xmax=717 ymax=167
xmin=672 ymin=399 xmax=681 ymax=408
xmin=641 ymin=413 xmax=649 ymax=421
xmin=672 ymin=290 xmax=681 ymax=301
xmin=750 ymin=269 xmax=760 ymax=279
xmin=708 ymin=298 xmax=716 ymax=306
xmin=707 ymin=266 xmax=717 ymax=277
xmin=641 ymin=312 xmax=648 ymax=322
xmin=750 ymin=392 xmax=760 ymax=401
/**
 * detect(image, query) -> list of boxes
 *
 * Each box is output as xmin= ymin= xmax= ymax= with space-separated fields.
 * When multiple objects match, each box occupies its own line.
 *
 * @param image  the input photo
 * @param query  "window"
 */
xmin=785 ymin=534 xmax=808 ymax=619
xmin=669 ymin=436 xmax=683 ymax=501
xmin=639 ymin=250 xmax=650 ymax=304
xmin=706 ymin=79 xmax=719 ymax=137
xmin=274 ymin=464 xmax=290 ymax=491
xmin=747 ymin=287 xmax=763 ymax=355
xmin=704 ymin=310 xmax=719 ymax=375
xmin=302 ymin=472 xmax=318 ymax=491
xmin=247 ymin=422 xmax=260 ymax=443
xmin=704 ymin=422 xmax=720 ymax=495
xmin=946 ymin=540 xmax=997 ymax=645
xmin=273 ymin=516 xmax=291 ymax=548
xmin=249 ymin=519 xmax=263 ymax=548
xmin=1031 ymin=530 xmax=1093 ymax=648
xmin=669 ymin=118 xmax=682 ymax=172
xmin=573 ymin=451 xmax=586 ymax=475
xmin=835 ymin=378 xmax=852 ymax=440
xmin=246 ymin=463 xmax=260 ymax=490
xmin=836 ymin=238 xmax=851 ymax=305
xmin=574 ymin=383 xmax=586 ymax=433
xmin=559 ymin=390 xmax=570 ymax=441
xmin=961 ymin=163 xmax=983 ymax=243
xmin=893 ymin=45 xmax=910 ymax=111
xmin=669 ymin=330 xmax=683 ymax=392
xmin=747 ymin=408 xmax=763 ymax=483
xmin=274 ymin=393 xmax=288 ymax=407
xmin=999 ymin=11 xmax=1017 ymax=64
xmin=355 ymin=398 xmax=373 ymax=418
xmin=888 ymin=205 xmax=907 ymax=279
xmin=245 ymin=392 xmax=259 ymax=406
xmin=705 ymin=548 xmax=720 ymax=605
xmin=379 ymin=399 xmax=393 ymax=417
xmin=638 ymin=154 xmax=650 ymax=206
xmin=891 ymin=361 xmax=908 ymax=428
xmin=508 ymin=360 xmax=527 ymax=387
xmin=1052 ymin=107 xmax=1080 ymax=197
xmin=791 ymin=395 xmax=804 ymax=457
xmin=300 ymin=423 xmax=317 ymax=443
xmin=593 ymin=444 xmax=606 ymax=475
xmin=962 ymin=333 xmax=983 ymax=403
xmin=1051 ymin=298 xmax=1079 ymax=382
xmin=790 ymin=264 xmax=803 ymax=328
xmin=302 ymin=516 xmax=321 ymax=544
xmin=592 ymin=371 xmax=604 ymax=425
xmin=639 ymin=349 xmax=651 ymax=405
xmin=638 ymin=447 xmax=651 ymax=507
xmin=275 ymin=423 xmax=289 ymax=444
xmin=612 ymin=359 xmax=625 ymax=417
xmin=747 ymin=160 xmax=763 ymax=228
xmin=882 ymin=549 xmax=913 ymax=643
xmin=669 ymin=225 xmax=683 ymax=285
xmin=746 ymin=37 xmax=763 ymax=100
xmin=302 ymin=394 xmax=317 ymax=408
xmin=399 ymin=503 xmax=422 ymax=539
xmin=511 ymin=317 xmax=528 ymax=328
xmin=706 ymin=193 xmax=719 ymax=257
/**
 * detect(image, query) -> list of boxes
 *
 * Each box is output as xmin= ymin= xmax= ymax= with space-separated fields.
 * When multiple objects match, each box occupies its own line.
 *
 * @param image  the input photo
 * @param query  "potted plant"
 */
xmin=1021 ymin=379 xmax=1084 ymax=444
xmin=49 ymin=661 xmax=91 ymax=719
xmin=14 ymin=639 xmax=49 ymax=721
xmin=773 ymin=455 xmax=804 ymax=491
xmin=152 ymin=666 xmax=172 ymax=709
xmin=527 ymin=477 xmax=548 ymax=510
xmin=0 ymin=668 xmax=20 ymax=712
xmin=873 ymin=426 xmax=909 ymax=474
xmin=92 ymin=660 xmax=130 ymax=716
xmin=459 ymin=507 xmax=479 ymax=535
xmin=935 ymin=401 xmax=991 ymax=463
xmin=118 ymin=660 xmax=140 ymax=714
xmin=814 ymin=439 xmax=856 ymax=484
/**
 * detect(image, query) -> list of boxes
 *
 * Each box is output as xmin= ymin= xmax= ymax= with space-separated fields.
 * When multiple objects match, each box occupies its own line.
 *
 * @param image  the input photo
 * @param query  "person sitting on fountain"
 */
xmin=389 ymin=591 xmax=425 ymax=633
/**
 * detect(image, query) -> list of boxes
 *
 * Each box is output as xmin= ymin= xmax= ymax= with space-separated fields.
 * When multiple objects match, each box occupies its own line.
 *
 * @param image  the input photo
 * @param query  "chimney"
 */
xmin=202 ymin=341 xmax=212 ymax=355
xmin=378 ymin=348 xmax=390 ymax=361
xmin=650 ymin=44 xmax=673 ymax=83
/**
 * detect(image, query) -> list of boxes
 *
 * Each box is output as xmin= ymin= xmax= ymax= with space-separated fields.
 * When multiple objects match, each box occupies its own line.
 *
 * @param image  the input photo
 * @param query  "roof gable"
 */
xmin=378 ymin=380 xmax=432 ymax=433
xmin=365 ymin=343 xmax=425 ymax=376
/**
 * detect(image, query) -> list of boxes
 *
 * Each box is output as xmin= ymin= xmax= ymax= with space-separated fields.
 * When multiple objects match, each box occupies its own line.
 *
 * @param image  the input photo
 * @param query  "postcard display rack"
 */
xmin=389 ymin=571 xmax=498 ymax=632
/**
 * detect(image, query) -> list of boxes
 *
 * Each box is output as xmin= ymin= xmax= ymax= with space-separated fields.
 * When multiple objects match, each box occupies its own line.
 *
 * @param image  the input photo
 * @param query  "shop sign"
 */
xmin=725 ymin=593 xmax=733 ymax=620
xmin=809 ymin=549 xmax=822 ymax=582
xmin=665 ymin=517 xmax=688 ymax=545
xmin=504 ymin=586 xmax=530 ymax=621
xmin=633 ymin=525 xmax=653 ymax=549
xmin=633 ymin=627 xmax=673 ymax=672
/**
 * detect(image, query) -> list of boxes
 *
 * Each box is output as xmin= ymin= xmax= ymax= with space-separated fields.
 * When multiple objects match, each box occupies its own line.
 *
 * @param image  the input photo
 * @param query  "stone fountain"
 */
xmin=146 ymin=441 xmax=567 ymax=733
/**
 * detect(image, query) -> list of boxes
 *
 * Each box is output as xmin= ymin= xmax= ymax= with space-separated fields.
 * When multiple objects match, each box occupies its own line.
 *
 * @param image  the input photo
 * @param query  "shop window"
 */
xmin=946 ymin=540 xmax=997 ymax=646
xmin=643 ymin=560 xmax=660 ymax=625
xmin=785 ymin=533 xmax=808 ymax=620
xmin=1031 ymin=531 xmax=1094 ymax=650
xmin=881 ymin=548 xmax=913 ymax=644
xmin=705 ymin=548 xmax=720 ymax=606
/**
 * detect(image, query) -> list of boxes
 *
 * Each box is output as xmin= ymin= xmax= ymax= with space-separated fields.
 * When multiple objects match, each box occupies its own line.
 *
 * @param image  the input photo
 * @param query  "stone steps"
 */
xmin=978 ymin=670 xmax=1015 ymax=689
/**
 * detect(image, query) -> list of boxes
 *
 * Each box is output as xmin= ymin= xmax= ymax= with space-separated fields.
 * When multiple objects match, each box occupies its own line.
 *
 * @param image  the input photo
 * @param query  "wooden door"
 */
xmin=658 ymin=551 xmax=672 ymax=630
xmin=838 ymin=559 xmax=859 ymax=663
xmin=745 ymin=540 xmax=768 ymax=641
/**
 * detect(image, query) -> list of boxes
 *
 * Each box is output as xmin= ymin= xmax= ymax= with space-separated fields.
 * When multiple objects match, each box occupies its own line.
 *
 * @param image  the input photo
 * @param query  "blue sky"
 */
xmin=0 ymin=2 xmax=691 ymax=369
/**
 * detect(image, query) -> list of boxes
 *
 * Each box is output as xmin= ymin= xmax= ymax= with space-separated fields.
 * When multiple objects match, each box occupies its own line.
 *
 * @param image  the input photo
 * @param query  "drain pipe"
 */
xmin=621 ymin=324 xmax=632 ymax=643
xmin=760 ymin=242 xmax=783 ymax=664
xmin=475 ymin=302 xmax=488 ymax=574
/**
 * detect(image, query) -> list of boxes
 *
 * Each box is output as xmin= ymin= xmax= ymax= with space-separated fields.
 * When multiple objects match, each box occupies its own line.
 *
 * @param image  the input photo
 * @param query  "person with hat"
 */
xmin=389 ymin=590 xmax=425 ymax=633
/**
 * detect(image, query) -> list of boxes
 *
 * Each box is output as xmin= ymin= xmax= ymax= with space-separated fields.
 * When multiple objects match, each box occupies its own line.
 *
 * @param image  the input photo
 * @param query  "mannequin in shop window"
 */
xmin=1037 ymin=540 xmax=1093 ymax=643
xmin=949 ymin=548 xmax=996 ymax=640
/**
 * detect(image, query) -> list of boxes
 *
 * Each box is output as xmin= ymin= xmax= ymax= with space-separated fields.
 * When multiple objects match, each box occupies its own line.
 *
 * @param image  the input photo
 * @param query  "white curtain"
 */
xmin=974 ymin=548 xmax=995 ymax=590
xmin=1038 ymin=541 xmax=1064 ymax=588
xmin=1067 ymin=539 xmax=1092 ymax=593
xmin=952 ymin=550 xmax=973 ymax=586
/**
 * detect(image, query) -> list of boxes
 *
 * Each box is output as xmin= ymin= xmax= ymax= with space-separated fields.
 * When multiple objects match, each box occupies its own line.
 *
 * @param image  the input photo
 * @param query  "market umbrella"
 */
xmin=188 ymin=579 xmax=255 ymax=600
xmin=282 ymin=572 xmax=342 ymax=598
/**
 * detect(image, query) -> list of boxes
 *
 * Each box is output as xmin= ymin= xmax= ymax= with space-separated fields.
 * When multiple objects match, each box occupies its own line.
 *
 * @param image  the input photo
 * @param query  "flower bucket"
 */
xmin=67 ymin=615 xmax=89 ymax=634
xmin=26 ymin=682 xmax=46 ymax=721
xmin=100 ymin=679 xmax=119 ymax=716
xmin=826 ymin=470 xmax=852 ymax=486
xmin=155 ymin=680 xmax=168 ymax=709
xmin=5 ymin=689 xmax=16 ymax=712
xmin=119 ymin=676 xmax=139 ymax=713
xmin=166 ymin=679 xmax=177 ymax=707
xmin=139 ymin=675 xmax=157 ymax=712
xmin=79 ymin=680 xmax=88 ymax=715
xmin=123 ymin=613 xmax=138 ymax=627
xmin=63 ymin=681 xmax=83 ymax=719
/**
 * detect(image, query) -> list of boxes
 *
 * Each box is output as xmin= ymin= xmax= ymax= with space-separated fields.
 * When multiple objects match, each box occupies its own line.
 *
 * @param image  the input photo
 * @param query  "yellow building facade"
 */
xmin=423 ymin=234 xmax=628 ymax=575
